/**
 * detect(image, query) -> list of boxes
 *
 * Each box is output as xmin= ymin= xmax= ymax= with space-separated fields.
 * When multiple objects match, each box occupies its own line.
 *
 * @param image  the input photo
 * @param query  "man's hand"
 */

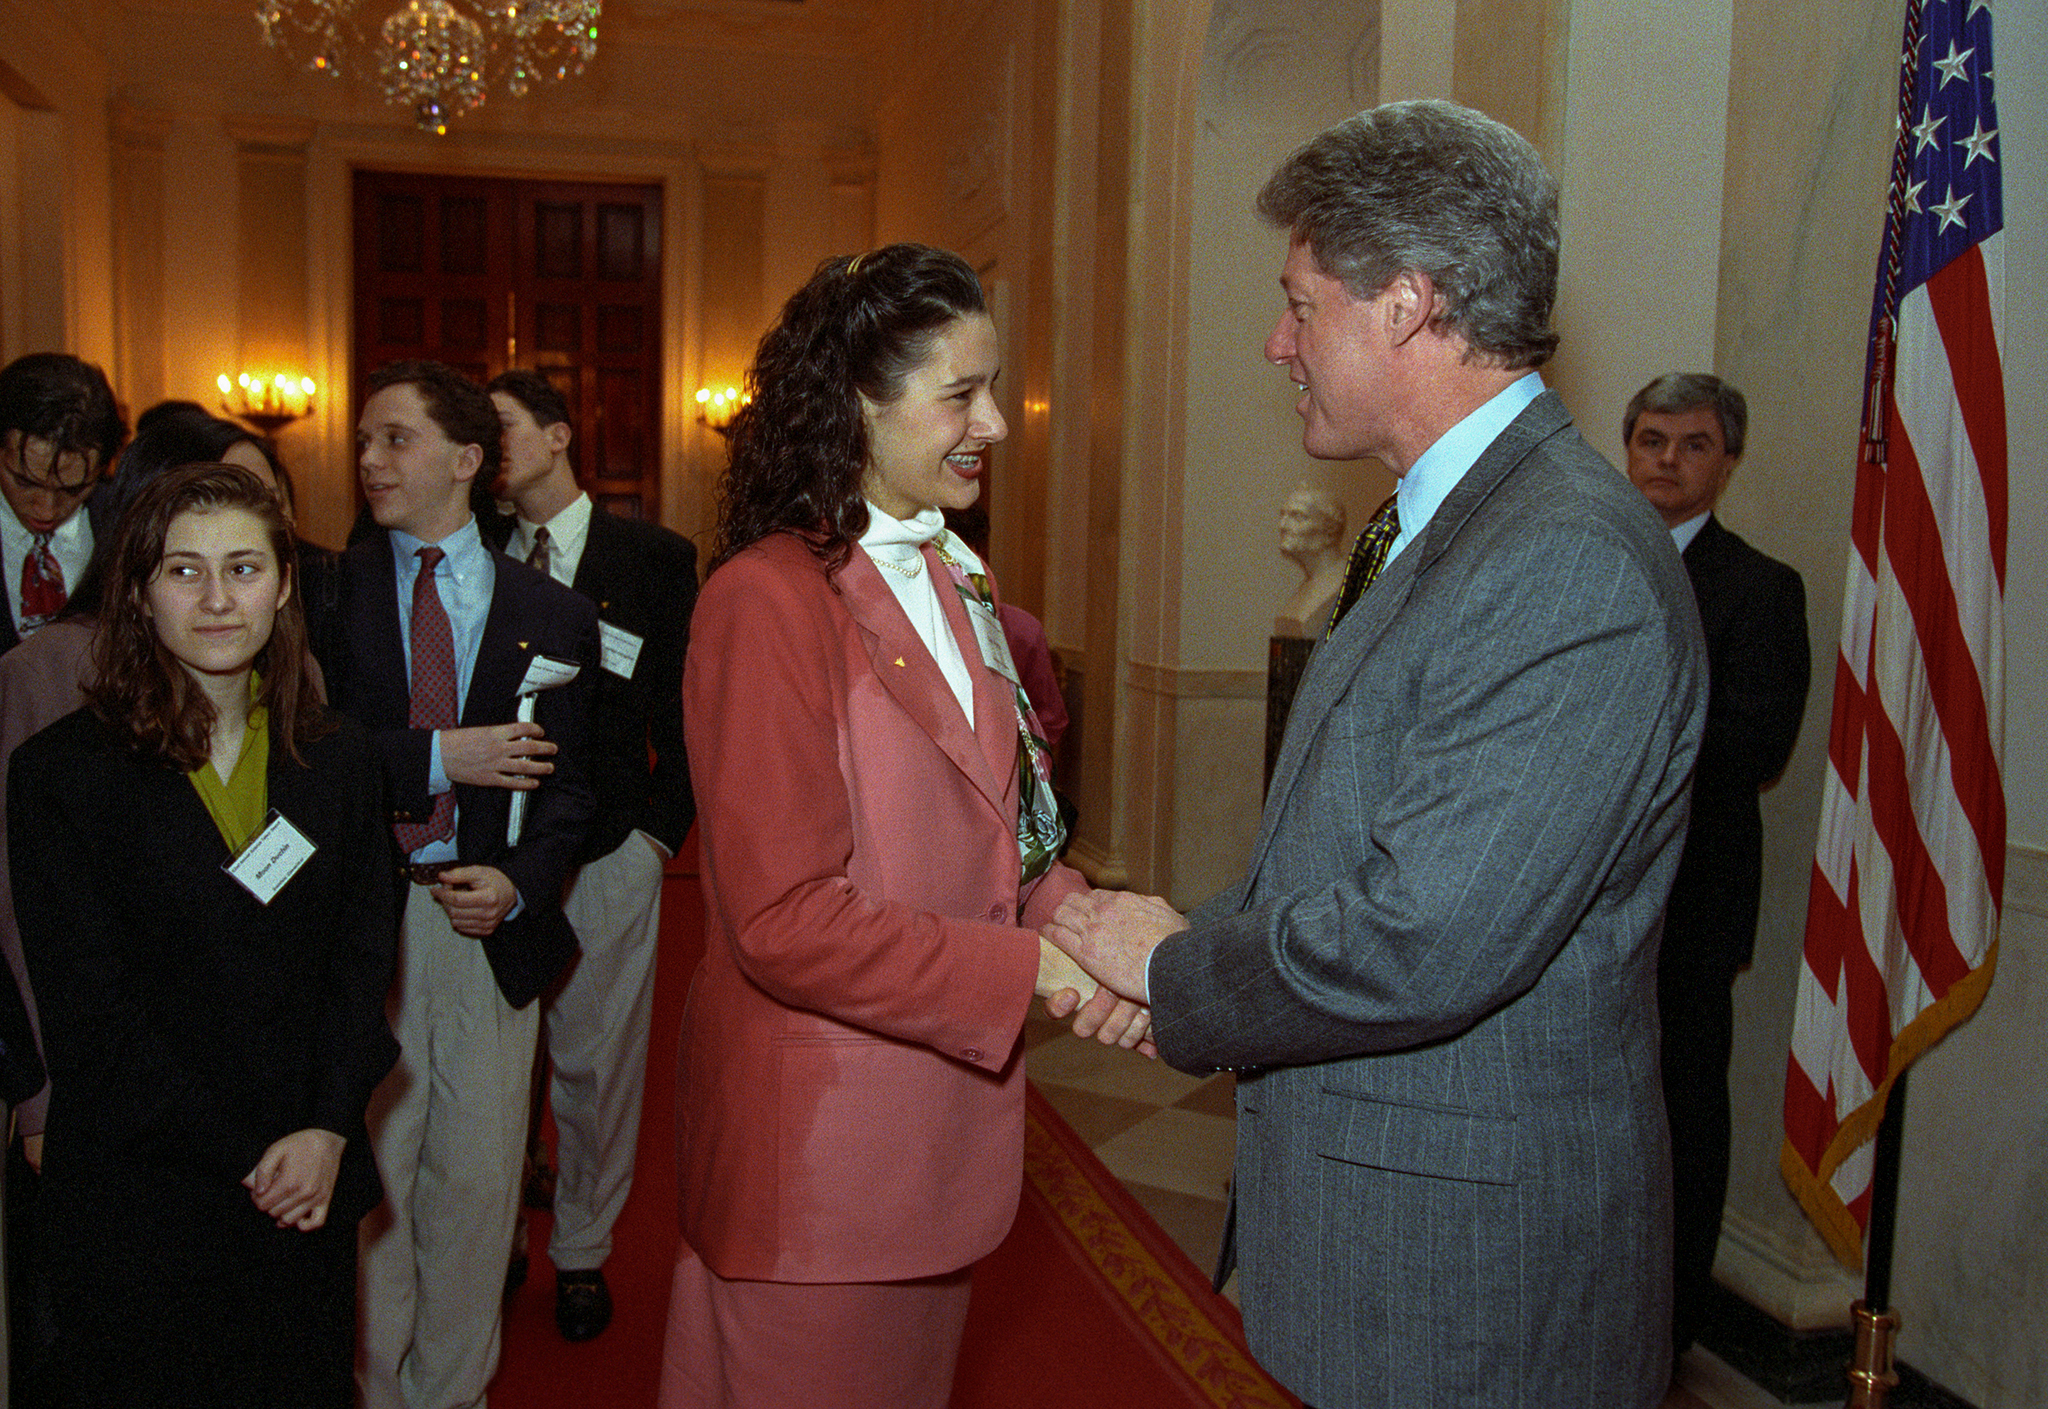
xmin=1038 ymin=938 xmax=1156 ymax=1056
xmin=441 ymin=723 xmax=555 ymax=790
xmin=244 ymin=1128 xmax=345 ymax=1230
xmin=431 ymin=865 xmax=518 ymax=937
xmin=1044 ymin=889 xmax=1189 ymax=1004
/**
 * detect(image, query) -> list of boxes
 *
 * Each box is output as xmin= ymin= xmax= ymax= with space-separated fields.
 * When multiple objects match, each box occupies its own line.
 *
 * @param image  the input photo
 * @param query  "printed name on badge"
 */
xmin=224 ymin=810 xmax=317 ymax=905
xmin=600 ymin=620 xmax=644 ymax=679
xmin=967 ymin=602 xmax=1022 ymax=689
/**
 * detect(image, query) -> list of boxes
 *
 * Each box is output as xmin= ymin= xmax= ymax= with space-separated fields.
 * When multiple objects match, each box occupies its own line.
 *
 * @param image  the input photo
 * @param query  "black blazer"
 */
xmin=489 ymin=507 xmax=697 ymax=863
xmin=7 ymin=707 xmax=399 ymax=1270
xmin=1663 ymin=513 xmax=1811 ymax=973
xmin=326 ymin=530 xmax=600 ymax=1008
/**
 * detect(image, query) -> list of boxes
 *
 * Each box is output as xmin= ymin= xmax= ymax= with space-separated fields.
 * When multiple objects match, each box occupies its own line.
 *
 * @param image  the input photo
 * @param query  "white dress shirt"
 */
xmin=0 ymin=501 xmax=92 ymax=636
xmin=510 ymin=491 xmax=594 ymax=589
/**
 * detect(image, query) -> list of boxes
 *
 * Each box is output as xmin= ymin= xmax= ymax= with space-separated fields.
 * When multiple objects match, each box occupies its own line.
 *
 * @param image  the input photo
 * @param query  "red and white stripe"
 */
xmin=1781 ymin=229 xmax=2007 ymax=1270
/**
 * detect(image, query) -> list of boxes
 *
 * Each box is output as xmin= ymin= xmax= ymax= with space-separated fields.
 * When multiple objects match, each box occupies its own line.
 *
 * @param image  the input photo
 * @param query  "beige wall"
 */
xmin=0 ymin=0 xmax=116 ymax=368
xmin=3 ymin=0 xmax=882 ymax=550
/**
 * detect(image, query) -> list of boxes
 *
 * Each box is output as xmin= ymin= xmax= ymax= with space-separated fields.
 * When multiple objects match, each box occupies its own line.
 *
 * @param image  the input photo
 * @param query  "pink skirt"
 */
xmin=657 ymin=1239 xmax=973 ymax=1409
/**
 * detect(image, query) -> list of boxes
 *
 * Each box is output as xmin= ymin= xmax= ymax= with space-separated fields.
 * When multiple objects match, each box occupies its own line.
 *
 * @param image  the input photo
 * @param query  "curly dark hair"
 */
xmin=712 ymin=244 xmax=988 ymax=573
xmin=87 ymin=462 xmax=329 ymax=772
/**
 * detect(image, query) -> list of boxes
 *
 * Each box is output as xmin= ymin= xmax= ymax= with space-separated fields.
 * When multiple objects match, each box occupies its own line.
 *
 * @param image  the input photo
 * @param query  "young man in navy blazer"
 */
xmin=485 ymin=369 xmax=697 ymax=1343
xmin=331 ymin=360 xmax=598 ymax=1409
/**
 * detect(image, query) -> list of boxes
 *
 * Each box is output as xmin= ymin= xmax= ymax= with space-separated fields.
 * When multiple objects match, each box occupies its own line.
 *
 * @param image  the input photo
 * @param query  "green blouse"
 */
xmin=189 ymin=689 xmax=270 ymax=857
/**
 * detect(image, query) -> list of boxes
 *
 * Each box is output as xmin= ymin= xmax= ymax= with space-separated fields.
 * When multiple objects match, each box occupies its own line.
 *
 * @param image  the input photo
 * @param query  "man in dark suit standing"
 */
xmin=485 ymin=370 xmax=696 ymax=1344
xmin=333 ymin=360 xmax=597 ymax=1409
xmin=1047 ymin=101 xmax=1707 ymax=1407
xmin=1623 ymin=372 xmax=1810 ymax=1355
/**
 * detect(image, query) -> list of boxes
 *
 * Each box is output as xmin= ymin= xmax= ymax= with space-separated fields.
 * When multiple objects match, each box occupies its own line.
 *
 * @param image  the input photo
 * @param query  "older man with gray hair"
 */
xmin=1047 ymin=101 xmax=1706 ymax=1407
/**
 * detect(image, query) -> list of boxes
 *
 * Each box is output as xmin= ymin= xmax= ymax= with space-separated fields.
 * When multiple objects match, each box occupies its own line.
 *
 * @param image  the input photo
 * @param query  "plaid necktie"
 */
xmin=526 ymin=525 xmax=552 ymax=580
xmin=19 ymin=532 xmax=64 ymax=633
xmin=394 ymin=546 xmax=458 ymax=852
xmin=1325 ymin=494 xmax=1401 ymax=637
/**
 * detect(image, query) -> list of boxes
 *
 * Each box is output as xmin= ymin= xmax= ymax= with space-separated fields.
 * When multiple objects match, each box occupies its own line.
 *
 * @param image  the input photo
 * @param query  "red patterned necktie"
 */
xmin=393 ymin=546 xmax=458 ymax=852
xmin=1325 ymin=495 xmax=1401 ymax=637
xmin=19 ymin=532 xmax=64 ymax=632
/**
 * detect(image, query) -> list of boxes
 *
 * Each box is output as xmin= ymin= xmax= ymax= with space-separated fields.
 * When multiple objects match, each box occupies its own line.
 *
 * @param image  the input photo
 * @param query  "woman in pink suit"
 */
xmin=659 ymin=244 xmax=1147 ymax=1408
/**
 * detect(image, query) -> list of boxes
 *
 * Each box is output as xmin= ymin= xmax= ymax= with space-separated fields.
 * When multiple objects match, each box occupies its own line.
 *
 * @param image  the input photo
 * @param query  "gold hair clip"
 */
xmin=847 ymin=253 xmax=866 ymax=277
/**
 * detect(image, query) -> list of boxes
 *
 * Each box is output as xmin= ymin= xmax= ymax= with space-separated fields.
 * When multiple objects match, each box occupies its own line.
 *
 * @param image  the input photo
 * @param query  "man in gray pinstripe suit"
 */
xmin=1048 ymin=101 xmax=1707 ymax=1407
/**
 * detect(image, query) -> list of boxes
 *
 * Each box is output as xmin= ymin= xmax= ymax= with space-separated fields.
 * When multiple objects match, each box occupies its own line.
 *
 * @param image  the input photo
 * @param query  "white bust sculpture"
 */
xmin=1275 ymin=486 xmax=1348 ymax=637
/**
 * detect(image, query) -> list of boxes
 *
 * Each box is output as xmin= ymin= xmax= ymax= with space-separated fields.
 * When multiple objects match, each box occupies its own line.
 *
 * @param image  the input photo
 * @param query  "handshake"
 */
xmin=1034 ymin=888 xmax=1191 ymax=1061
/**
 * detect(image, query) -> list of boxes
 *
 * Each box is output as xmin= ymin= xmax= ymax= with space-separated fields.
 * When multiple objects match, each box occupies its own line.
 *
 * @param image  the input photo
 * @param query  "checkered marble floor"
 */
xmin=1021 ymin=1015 xmax=1829 ymax=1409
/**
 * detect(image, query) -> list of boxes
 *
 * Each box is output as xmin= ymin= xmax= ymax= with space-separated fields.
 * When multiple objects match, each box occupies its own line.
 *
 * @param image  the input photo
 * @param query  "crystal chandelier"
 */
xmin=255 ymin=0 xmax=600 ymax=134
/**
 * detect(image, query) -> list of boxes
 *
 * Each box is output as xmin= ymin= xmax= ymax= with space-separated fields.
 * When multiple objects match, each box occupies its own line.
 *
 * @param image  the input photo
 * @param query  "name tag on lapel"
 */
xmin=223 ymin=810 xmax=316 ymax=905
xmin=599 ymin=620 xmax=644 ymax=680
xmin=965 ymin=600 xmax=1021 ymax=689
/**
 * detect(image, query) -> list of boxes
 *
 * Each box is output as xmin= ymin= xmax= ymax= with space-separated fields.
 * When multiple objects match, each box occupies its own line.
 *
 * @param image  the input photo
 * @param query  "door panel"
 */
xmin=353 ymin=170 xmax=663 ymax=518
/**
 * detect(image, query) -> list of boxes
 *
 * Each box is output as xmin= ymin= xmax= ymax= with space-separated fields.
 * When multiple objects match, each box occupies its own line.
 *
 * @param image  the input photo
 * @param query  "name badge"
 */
xmin=600 ymin=620 xmax=644 ymax=680
xmin=966 ymin=599 xmax=1022 ymax=689
xmin=223 ymin=810 xmax=316 ymax=905
xmin=518 ymin=653 xmax=582 ymax=695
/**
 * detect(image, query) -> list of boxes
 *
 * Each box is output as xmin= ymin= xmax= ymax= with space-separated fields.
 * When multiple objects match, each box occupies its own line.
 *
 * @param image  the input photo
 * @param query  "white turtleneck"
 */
xmin=858 ymin=503 xmax=980 ymax=727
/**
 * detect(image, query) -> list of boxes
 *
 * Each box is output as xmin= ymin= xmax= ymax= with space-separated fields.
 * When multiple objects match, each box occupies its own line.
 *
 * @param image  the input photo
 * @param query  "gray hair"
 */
xmin=1256 ymin=100 xmax=1559 ymax=369
xmin=1624 ymin=373 xmax=1747 ymax=459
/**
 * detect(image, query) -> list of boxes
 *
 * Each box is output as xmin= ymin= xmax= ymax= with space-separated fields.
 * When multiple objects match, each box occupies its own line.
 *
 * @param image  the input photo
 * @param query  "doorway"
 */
xmin=352 ymin=170 xmax=663 ymax=517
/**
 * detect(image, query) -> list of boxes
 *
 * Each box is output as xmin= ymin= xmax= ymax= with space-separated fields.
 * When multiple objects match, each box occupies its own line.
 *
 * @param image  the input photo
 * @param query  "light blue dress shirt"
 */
xmin=390 ymin=517 xmax=496 ymax=866
xmin=1385 ymin=371 xmax=1546 ymax=569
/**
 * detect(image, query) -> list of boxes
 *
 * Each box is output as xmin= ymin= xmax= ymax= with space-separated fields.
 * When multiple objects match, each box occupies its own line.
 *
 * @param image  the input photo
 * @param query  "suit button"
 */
xmin=962 ymin=1048 xmax=984 ymax=1062
xmin=986 ymin=904 xmax=1006 ymax=922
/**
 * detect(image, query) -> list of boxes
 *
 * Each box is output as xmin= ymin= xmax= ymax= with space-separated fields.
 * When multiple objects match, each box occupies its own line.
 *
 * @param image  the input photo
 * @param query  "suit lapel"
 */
xmin=569 ymin=509 xmax=619 ymax=608
xmin=466 ymin=554 xmax=533 ymax=722
xmin=1242 ymin=391 xmax=1576 ymax=891
xmin=837 ymin=552 xmax=1009 ymax=819
xmin=1681 ymin=513 xmax=1727 ymax=585
xmin=928 ymin=544 xmax=1020 ymax=802
xmin=349 ymin=535 xmax=412 ymax=728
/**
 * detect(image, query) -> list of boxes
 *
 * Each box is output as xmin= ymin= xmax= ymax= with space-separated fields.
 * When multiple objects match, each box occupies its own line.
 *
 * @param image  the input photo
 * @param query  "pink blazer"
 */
xmin=678 ymin=531 xmax=1085 ymax=1284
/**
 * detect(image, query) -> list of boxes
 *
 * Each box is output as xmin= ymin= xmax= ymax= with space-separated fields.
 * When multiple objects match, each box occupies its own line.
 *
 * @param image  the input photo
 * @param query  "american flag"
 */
xmin=1780 ymin=0 xmax=2006 ymax=1270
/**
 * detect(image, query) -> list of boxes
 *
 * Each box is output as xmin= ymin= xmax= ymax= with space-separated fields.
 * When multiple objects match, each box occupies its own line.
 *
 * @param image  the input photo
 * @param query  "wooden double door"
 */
xmin=353 ymin=170 xmax=663 ymax=518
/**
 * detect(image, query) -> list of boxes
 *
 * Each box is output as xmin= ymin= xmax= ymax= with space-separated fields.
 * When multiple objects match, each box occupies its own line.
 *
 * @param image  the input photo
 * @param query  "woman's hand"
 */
xmin=244 ymin=1128 xmax=345 ymax=1231
xmin=1036 ymin=938 xmax=1156 ymax=1057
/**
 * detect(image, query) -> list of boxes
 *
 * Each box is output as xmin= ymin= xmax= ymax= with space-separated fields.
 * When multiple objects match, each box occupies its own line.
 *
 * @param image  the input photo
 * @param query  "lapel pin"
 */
xmin=894 ymin=657 xmax=906 ymax=668
xmin=519 ymin=641 xmax=530 ymax=651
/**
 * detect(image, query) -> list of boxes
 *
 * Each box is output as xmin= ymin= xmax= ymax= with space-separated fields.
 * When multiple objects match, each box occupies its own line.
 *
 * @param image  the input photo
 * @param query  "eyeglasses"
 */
xmin=1 ymin=436 xmax=99 ymax=497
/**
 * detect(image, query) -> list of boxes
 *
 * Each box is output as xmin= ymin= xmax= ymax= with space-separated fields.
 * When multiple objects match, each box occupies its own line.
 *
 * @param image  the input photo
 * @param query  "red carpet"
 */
xmin=493 ymin=850 xmax=1295 ymax=1408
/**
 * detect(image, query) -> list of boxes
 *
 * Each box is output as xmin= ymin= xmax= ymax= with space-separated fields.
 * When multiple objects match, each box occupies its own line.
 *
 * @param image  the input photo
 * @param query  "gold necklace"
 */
xmin=865 ymin=547 xmax=923 ymax=578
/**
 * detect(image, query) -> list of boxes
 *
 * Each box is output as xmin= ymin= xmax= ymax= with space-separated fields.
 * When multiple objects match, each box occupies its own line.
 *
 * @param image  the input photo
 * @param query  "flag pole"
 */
xmin=1782 ymin=0 xmax=2006 ymax=1393
xmin=1846 ymin=1069 xmax=1907 ymax=1407
xmin=1842 ymin=4 xmax=1920 ymax=1403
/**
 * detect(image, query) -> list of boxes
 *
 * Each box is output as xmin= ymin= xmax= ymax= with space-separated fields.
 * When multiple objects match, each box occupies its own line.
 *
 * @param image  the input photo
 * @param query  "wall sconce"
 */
xmin=695 ymin=385 xmax=748 ymax=433
xmin=219 ymin=372 xmax=318 ymax=435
